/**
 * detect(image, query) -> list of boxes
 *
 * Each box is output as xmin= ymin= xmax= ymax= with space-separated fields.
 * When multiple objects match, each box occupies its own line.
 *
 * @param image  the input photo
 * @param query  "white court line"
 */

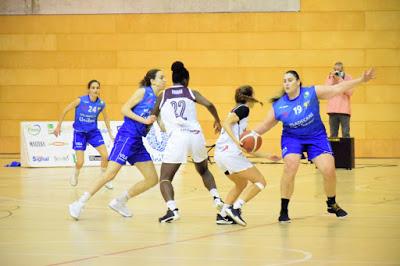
xmin=0 ymin=245 xmax=313 ymax=266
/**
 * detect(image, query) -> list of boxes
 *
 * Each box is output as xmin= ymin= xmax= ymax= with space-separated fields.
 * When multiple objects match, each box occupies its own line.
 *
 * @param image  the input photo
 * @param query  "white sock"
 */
xmin=166 ymin=200 xmax=177 ymax=211
xmin=74 ymin=168 xmax=80 ymax=177
xmin=209 ymin=188 xmax=220 ymax=198
xmin=79 ymin=192 xmax=91 ymax=204
xmin=117 ymin=190 xmax=130 ymax=203
xmin=233 ymin=198 xmax=245 ymax=209
xmin=220 ymin=204 xmax=231 ymax=217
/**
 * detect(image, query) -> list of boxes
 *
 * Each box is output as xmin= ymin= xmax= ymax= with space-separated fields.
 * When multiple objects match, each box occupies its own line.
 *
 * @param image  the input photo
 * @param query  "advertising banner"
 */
xmin=20 ymin=121 xmax=168 ymax=167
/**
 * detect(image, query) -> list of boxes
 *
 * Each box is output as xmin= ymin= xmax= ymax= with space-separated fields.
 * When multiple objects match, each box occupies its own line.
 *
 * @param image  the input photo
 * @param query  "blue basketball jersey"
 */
xmin=73 ymin=95 xmax=105 ymax=132
xmin=118 ymin=86 xmax=157 ymax=137
xmin=273 ymin=86 xmax=327 ymax=138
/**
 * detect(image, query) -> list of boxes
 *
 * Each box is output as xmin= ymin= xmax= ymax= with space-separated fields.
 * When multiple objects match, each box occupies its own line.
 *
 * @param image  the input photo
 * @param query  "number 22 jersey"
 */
xmin=159 ymin=85 xmax=201 ymax=133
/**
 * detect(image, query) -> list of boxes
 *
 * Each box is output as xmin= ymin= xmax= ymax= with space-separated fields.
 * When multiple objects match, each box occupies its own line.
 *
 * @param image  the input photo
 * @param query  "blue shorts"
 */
xmin=108 ymin=133 xmax=151 ymax=165
xmin=281 ymin=134 xmax=333 ymax=161
xmin=73 ymin=129 xmax=105 ymax=151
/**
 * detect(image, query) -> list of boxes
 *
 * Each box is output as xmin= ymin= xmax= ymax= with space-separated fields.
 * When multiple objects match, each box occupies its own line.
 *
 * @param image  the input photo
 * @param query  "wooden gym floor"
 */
xmin=0 ymin=156 xmax=399 ymax=266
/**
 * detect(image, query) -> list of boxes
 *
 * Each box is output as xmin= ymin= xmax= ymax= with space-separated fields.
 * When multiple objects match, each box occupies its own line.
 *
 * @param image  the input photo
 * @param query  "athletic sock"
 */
xmin=166 ymin=200 xmax=177 ymax=211
xmin=233 ymin=198 xmax=245 ymax=209
xmin=209 ymin=188 xmax=220 ymax=198
xmin=327 ymin=196 xmax=336 ymax=205
xmin=281 ymin=198 xmax=290 ymax=213
xmin=79 ymin=192 xmax=91 ymax=204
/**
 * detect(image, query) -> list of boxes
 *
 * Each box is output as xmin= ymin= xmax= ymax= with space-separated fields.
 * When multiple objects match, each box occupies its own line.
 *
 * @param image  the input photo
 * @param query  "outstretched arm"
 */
xmin=316 ymin=68 xmax=375 ymax=99
xmin=253 ymin=108 xmax=278 ymax=135
xmin=246 ymin=108 xmax=280 ymax=161
xmin=192 ymin=90 xmax=221 ymax=134
xmin=54 ymin=98 xmax=80 ymax=137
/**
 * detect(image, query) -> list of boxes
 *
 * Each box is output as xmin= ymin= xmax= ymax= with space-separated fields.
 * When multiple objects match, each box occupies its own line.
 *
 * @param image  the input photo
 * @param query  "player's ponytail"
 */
xmin=139 ymin=68 xmax=161 ymax=87
xmin=235 ymin=85 xmax=263 ymax=106
xmin=171 ymin=61 xmax=189 ymax=85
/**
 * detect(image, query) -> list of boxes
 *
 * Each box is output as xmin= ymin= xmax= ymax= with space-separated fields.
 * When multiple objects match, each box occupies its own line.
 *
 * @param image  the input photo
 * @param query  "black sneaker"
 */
xmin=278 ymin=211 xmax=291 ymax=223
xmin=216 ymin=213 xmax=236 ymax=225
xmin=226 ymin=207 xmax=246 ymax=226
xmin=159 ymin=209 xmax=180 ymax=223
xmin=327 ymin=202 xmax=348 ymax=218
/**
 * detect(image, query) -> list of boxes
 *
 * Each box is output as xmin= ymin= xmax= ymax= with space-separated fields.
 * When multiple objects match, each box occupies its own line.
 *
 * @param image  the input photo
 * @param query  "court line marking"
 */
xmin=46 ymin=217 xmax=314 ymax=266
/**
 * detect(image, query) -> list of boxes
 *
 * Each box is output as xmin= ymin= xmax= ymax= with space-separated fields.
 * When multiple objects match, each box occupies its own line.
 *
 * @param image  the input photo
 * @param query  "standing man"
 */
xmin=326 ymin=62 xmax=353 ymax=138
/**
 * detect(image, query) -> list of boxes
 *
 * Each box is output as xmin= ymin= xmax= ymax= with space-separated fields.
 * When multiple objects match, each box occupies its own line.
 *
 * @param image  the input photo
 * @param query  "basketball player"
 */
xmin=214 ymin=85 xmax=280 ymax=226
xmin=253 ymin=69 xmax=375 ymax=223
xmin=152 ymin=61 xmax=224 ymax=223
xmin=54 ymin=80 xmax=114 ymax=188
xmin=68 ymin=69 xmax=166 ymax=220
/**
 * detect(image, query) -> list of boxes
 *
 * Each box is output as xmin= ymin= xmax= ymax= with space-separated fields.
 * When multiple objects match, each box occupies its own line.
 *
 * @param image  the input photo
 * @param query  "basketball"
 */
xmin=239 ymin=130 xmax=262 ymax=153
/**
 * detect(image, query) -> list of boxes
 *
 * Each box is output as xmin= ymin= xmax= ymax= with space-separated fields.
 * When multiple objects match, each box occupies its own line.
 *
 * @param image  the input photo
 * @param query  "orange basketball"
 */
xmin=240 ymin=130 xmax=262 ymax=153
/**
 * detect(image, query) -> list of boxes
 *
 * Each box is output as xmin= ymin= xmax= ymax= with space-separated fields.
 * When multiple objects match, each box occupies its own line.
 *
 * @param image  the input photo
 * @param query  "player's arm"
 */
xmin=192 ymin=90 xmax=221 ymax=134
xmin=253 ymin=108 xmax=278 ymax=135
xmin=101 ymin=106 xmax=114 ymax=141
xmin=121 ymin=88 xmax=156 ymax=125
xmin=151 ymin=93 xmax=166 ymax=132
xmin=151 ymin=93 xmax=162 ymax=117
xmin=251 ymin=150 xmax=281 ymax=161
xmin=54 ymin=98 xmax=80 ymax=137
xmin=248 ymin=109 xmax=281 ymax=160
xmin=222 ymin=112 xmax=242 ymax=150
xmin=315 ymin=68 xmax=375 ymax=99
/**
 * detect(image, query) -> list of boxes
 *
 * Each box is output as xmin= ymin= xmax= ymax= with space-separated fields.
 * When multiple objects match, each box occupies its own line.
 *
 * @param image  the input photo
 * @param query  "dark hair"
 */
xmin=139 ymin=69 xmax=161 ymax=87
xmin=270 ymin=70 xmax=302 ymax=103
xmin=235 ymin=85 xmax=263 ymax=106
xmin=171 ymin=61 xmax=189 ymax=85
xmin=87 ymin=80 xmax=100 ymax=89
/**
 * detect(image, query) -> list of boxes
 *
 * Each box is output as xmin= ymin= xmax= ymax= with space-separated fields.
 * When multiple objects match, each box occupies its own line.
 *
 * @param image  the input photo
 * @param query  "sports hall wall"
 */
xmin=0 ymin=0 xmax=399 ymax=157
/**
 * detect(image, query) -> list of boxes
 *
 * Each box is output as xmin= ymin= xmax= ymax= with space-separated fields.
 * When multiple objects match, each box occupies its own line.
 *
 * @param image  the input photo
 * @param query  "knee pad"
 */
xmin=254 ymin=182 xmax=265 ymax=190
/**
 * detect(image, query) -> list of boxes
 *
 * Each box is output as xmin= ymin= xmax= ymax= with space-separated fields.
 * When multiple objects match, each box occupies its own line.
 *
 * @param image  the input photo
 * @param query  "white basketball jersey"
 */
xmin=159 ymin=85 xmax=201 ymax=133
xmin=215 ymin=104 xmax=249 ymax=153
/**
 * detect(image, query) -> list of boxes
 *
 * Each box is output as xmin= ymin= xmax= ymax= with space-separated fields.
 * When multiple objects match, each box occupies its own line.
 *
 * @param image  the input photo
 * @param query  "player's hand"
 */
xmin=240 ymin=147 xmax=250 ymax=154
xmin=53 ymin=126 xmax=61 ymax=137
xmin=143 ymin=115 xmax=157 ymax=125
xmin=268 ymin=154 xmax=281 ymax=162
xmin=362 ymin=68 xmax=375 ymax=83
xmin=213 ymin=121 xmax=222 ymax=134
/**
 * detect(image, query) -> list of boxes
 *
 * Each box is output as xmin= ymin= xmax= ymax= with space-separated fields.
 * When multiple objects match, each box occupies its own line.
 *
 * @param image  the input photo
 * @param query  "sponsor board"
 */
xmin=21 ymin=121 xmax=168 ymax=167
xmin=29 ymin=141 xmax=46 ymax=148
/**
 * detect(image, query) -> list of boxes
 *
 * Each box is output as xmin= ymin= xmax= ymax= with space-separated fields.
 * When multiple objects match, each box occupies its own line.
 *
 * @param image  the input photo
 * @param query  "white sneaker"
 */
xmin=105 ymin=181 xmax=113 ymax=189
xmin=214 ymin=196 xmax=224 ymax=212
xmin=70 ymin=175 xmax=78 ymax=187
xmin=109 ymin=198 xmax=132 ymax=217
xmin=69 ymin=201 xmax=84 ymax=220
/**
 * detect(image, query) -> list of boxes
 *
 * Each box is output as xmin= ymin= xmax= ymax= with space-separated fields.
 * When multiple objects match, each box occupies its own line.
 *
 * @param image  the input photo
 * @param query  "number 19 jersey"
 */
xmin=273 ymin=86 xmax=326 ymax=138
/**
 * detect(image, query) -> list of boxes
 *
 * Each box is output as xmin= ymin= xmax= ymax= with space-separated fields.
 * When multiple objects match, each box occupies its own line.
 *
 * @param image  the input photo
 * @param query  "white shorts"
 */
xmin=214 ymin=149 xmax=253 ymax=175
xmin=162 ymin=129 xmax=208 ymax=164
